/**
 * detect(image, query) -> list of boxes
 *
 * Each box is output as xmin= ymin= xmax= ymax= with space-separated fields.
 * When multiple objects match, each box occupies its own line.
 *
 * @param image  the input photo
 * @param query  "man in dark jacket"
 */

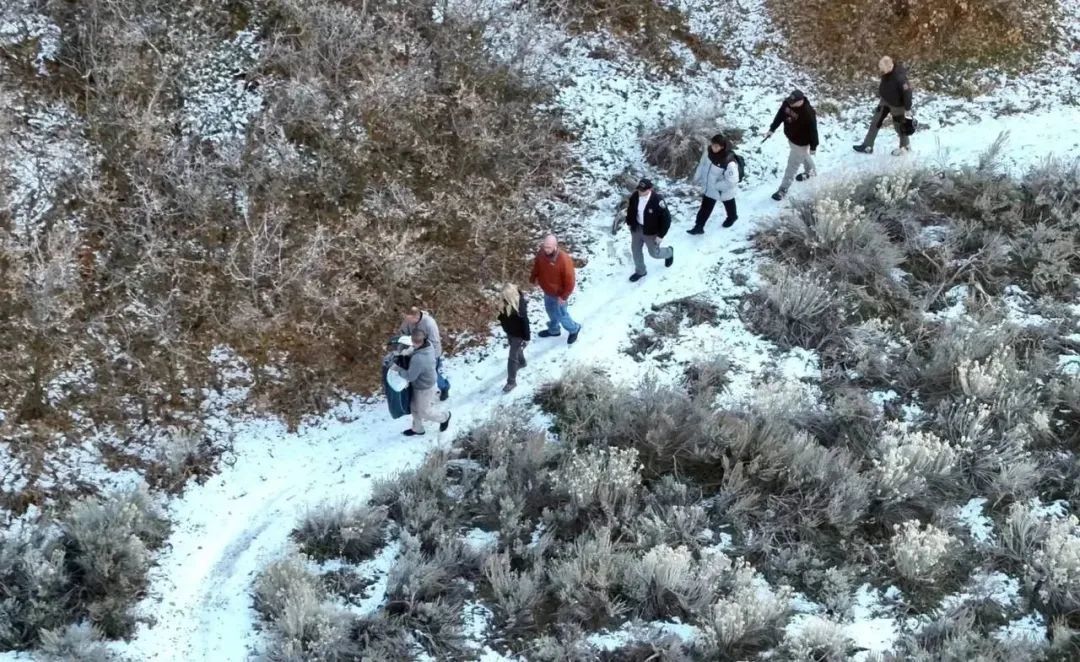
xmin=854 ymin=56 xmax=914 ymax=156
xmin=764 ymin=89 xmax=818 ymax=201
xmin=625 ymin=178 xmax=674 ymax=282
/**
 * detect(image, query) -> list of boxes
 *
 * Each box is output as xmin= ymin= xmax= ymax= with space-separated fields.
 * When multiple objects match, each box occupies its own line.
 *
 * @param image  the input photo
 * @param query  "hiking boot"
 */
xmin=687 ymin=226 xmax=705 ymax=235
xmin=771 ymin=190 xmax=785 ymax=201
xmin=891 ymin=146 xmax=910 ymax=156
xmin=403 ymin=429 xmax=425 ymax=437
xmin=721 ymin=217 xmax=737 ymax=228
xmin=795 ymin=172 xmax=814 ymax=182
xmin=503 ymin=382 xmax=516 ymax=393
xmin=440 ymin=412 xmax=452 ymax=432
xmin=537 ymin=329 xmax=560 ymax=338
xmin=853 ymin=144 xmax=873 ymax=154
xmin=665 ymin=248 xmax=674 ymax=268
xmin=629 ymin=273 xmax=645 ymax=282
xmin=567 ymin=328 xmax=580 ymax=345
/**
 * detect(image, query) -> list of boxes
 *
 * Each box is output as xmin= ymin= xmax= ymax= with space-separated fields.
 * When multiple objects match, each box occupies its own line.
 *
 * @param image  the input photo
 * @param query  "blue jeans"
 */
xmin=436 ymin=357 xmax=450 ymax=393
xmin=543 ymin=294 xmax=580 ymax=335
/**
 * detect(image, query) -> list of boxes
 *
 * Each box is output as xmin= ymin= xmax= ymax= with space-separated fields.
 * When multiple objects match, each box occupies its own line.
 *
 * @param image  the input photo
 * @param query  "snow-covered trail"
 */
xmin=112 ymin=103 xmax=1080 ymax=661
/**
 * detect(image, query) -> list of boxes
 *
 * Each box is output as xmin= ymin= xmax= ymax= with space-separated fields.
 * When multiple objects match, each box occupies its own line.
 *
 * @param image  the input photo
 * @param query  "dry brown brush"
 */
xmin=0 ymin=0 xmax=571 ymax=477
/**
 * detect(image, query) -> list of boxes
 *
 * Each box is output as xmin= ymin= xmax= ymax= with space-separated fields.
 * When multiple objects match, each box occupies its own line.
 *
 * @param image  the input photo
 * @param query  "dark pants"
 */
xmin=507 ymin=336 xmax=526 ymax=384
xmin=693 ymin=196 xmax=737 ymax=230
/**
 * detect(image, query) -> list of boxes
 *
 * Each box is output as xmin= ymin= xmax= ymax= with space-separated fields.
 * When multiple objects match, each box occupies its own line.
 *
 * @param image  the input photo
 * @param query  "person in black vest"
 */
xmin=854 ymin=56 xmax=914 ymax=156
xmin=625 ymin=178 xmax=674 ymax=282
xmin=763 ymin=89 xmax=818 ymax=201
xmin=497 ymin=283 xmax=530 ymax=393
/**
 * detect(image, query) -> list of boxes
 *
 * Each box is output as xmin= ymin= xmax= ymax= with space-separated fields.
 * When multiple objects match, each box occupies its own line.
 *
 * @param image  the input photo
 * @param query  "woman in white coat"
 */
xmin=688 ymin=133 xmax=740 ymax=235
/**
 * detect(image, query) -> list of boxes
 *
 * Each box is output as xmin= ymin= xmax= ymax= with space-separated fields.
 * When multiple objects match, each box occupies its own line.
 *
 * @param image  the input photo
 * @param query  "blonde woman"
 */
xmin=496 ymin=283 xmax=531 ymax=393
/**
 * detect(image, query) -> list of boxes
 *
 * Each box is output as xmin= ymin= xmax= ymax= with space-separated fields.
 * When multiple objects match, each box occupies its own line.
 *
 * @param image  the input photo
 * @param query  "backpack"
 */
xmin=727 ymin=152 xmax=747 ymax=184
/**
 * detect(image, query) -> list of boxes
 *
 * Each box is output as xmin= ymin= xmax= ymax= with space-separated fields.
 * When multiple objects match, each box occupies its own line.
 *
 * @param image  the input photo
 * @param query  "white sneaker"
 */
xmin=891 ymin=147 xmax=910 ymax=156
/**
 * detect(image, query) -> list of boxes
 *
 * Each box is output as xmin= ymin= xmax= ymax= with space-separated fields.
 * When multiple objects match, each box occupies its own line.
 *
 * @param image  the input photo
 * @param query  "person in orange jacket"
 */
xmin=529 ymin=234 xmax=582 ymax=345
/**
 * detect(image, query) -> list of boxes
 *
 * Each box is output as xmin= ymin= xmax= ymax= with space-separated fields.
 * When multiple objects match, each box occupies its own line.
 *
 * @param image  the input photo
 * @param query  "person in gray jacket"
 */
xmin=392 ymin=329 xmax=452 ymax=436
xmin=688 ymin=134 xmax=739 ymax=235
xmin=396 ymin=307 xmax=450 ymax=400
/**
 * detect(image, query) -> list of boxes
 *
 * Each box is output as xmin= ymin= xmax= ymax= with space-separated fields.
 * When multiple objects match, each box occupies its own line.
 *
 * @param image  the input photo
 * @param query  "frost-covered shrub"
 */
xmin=890 ymin=520 xmax=958 ymax=583
xmin=744 ymin=264 xmax=845 ymax=349
xmin=998 ymin=502 xmax=1048 ymax=564
xmin=1030 ymin=515 xmax=1080 ymax=613
xmin=682 ymin=356 xmax=731 ymax=399
xmin=640 ymin=111 xmax=713 ymax=178
xmin=534 ymin=367 xmax=618 ymax=444
xmin=701 ymin=562 xmax=792 ymax=654
xmin=548 ymin=528 xmax=628 ymax=628
xmin=59 ymin=487 xmax=170 ymax=637
xmin=482 ymin=553 xmax=545 ymax=633
xmin=632 ymin=503 xmax=711 ymax=549
xmin=554 ymin=446 xmax=641 ymax=518
xmin=781 ymin=615 xmax=854 ymax=661
xmin=38 ymin=623 xmax=114 ymax=662
xmin=293 ymin=502 xmax=387 ymax=563
xmin=0 ymin=519 xmax=69 ymax=648
xmin=264 ymin=592 xmax=350 ymax=662
xmin=956 ymin=346 xmax=1019 ymax=402
xmin=386 ymin=534 xmax=475 ymax=609
xmin=253 ymin=554 xmax=325 ymax=622
xmin=873 ymin=422 xmax=959 ymax=503
xmin=620 ymin=546 xmax=729 ymax=620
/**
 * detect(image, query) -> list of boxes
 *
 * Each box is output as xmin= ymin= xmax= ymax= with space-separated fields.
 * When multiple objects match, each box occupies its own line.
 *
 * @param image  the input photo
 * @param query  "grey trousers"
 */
xmin=631 ymin=230 xmax=672 ymax=276
xmin=780 ymin=140 xmax=815 ymax=192
xmin=507 ymin=336 xmax=526 ymax=384
xmin=863 ymin=104 xmax=910 ymax=149
xmin=411 ymin=387 xmax=448 ymax=433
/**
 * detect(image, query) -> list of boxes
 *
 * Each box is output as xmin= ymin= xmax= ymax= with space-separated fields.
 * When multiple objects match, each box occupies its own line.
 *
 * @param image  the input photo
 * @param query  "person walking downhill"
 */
xmin=496 ymin=283 xmax=530 ymax=393
xmin=530 ymin=234 xmax=582 ymax=345
xmin=853 ymin=56 xmax=914 ymax=156
xmin=625 ymin=178 xmax=674 ymax=282
xmin=764 ymin=89 xmax=818 ymax=201
xmin=396 ymin=307 xmax=451 ymax=401
xmin=392 ymin=329 xmax=451 ymax=436
xmin=688 ymin=134 xmax=739 ymax=234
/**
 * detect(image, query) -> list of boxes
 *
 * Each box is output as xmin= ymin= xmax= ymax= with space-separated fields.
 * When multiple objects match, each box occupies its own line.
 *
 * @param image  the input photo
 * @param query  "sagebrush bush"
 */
xmin=742 ymin=264 xmax=846 ymax=350
xmin=253 ymin=554 xmax=325 ymax=622
xmin=781 ymin=616 xmax=854 ymax=661
xmin=37 ymin=623 xmax=114 ymax=662
xmin=641 ymin=110 xmax=743 ymax=178
xmin=701 ymin=561 xmax=792 ymax=656
xmin=890 ymin=520 xmax=958 ymax=583
xmin=1029 ymin=514 xmax=1080 ymax=614
xmin=620 ymin=545 xmax=728 ymax=620
xmin=547 ymin=528 xmax=628 ymax=628
xmin=0 ymin=487 xmax=168 ymax=649
xmin=482 ymin=553 xmax=545 ymax=634
xmin=293 ymin=502 xmax=387 ymax=563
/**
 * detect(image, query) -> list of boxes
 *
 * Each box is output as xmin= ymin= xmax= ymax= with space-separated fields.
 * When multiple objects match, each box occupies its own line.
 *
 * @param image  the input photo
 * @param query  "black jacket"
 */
xmin=497 ymin=294 xmax=530 ymax=341
xmin=769 ymin=100 xmax=819 ymax=149
xmin=625 ymin=192 xmax=672 ymax=237
xmin=879 ymin=65 xmax=913 ymax=110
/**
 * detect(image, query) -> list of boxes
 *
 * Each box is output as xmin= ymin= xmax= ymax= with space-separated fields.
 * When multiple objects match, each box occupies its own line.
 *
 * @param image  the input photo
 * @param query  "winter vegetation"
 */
xmin=3 ymin=0 xmax=1080 ymax=659
xmin=0 ymin=487 xmax=168 ymax=651
xmin=251 ymin=150 xmax=1080 ymax=659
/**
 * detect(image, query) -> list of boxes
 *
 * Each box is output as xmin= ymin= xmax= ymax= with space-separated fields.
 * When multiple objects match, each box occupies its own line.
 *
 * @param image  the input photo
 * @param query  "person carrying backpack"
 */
xmin=763 ymin=89 xmax=818 ymax=201
xmin=688 ymin=134 xmax=740 ymax=235
xmin=853 ymin=56 xmax=914 ymax=156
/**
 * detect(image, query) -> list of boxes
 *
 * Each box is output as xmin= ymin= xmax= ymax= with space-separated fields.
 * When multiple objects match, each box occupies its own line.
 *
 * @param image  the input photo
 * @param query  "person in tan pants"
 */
xmin=391 ymin=329 xmax=452 ymax=436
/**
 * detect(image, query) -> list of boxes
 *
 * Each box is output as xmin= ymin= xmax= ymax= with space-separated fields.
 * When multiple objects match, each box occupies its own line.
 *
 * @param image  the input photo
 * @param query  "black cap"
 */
xmin=787 ymin=89 xmax=806 ymax=103
xmin=636 ymin=178 xmax=653 ymax=191
xmin=710 ymin=133 xmax=726 ymax=145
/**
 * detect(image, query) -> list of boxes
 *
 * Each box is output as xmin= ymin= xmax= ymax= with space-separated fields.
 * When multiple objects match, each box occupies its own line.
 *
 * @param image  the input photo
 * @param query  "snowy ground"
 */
xmin=2 ymin=0 xmax=1080 ymax=660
